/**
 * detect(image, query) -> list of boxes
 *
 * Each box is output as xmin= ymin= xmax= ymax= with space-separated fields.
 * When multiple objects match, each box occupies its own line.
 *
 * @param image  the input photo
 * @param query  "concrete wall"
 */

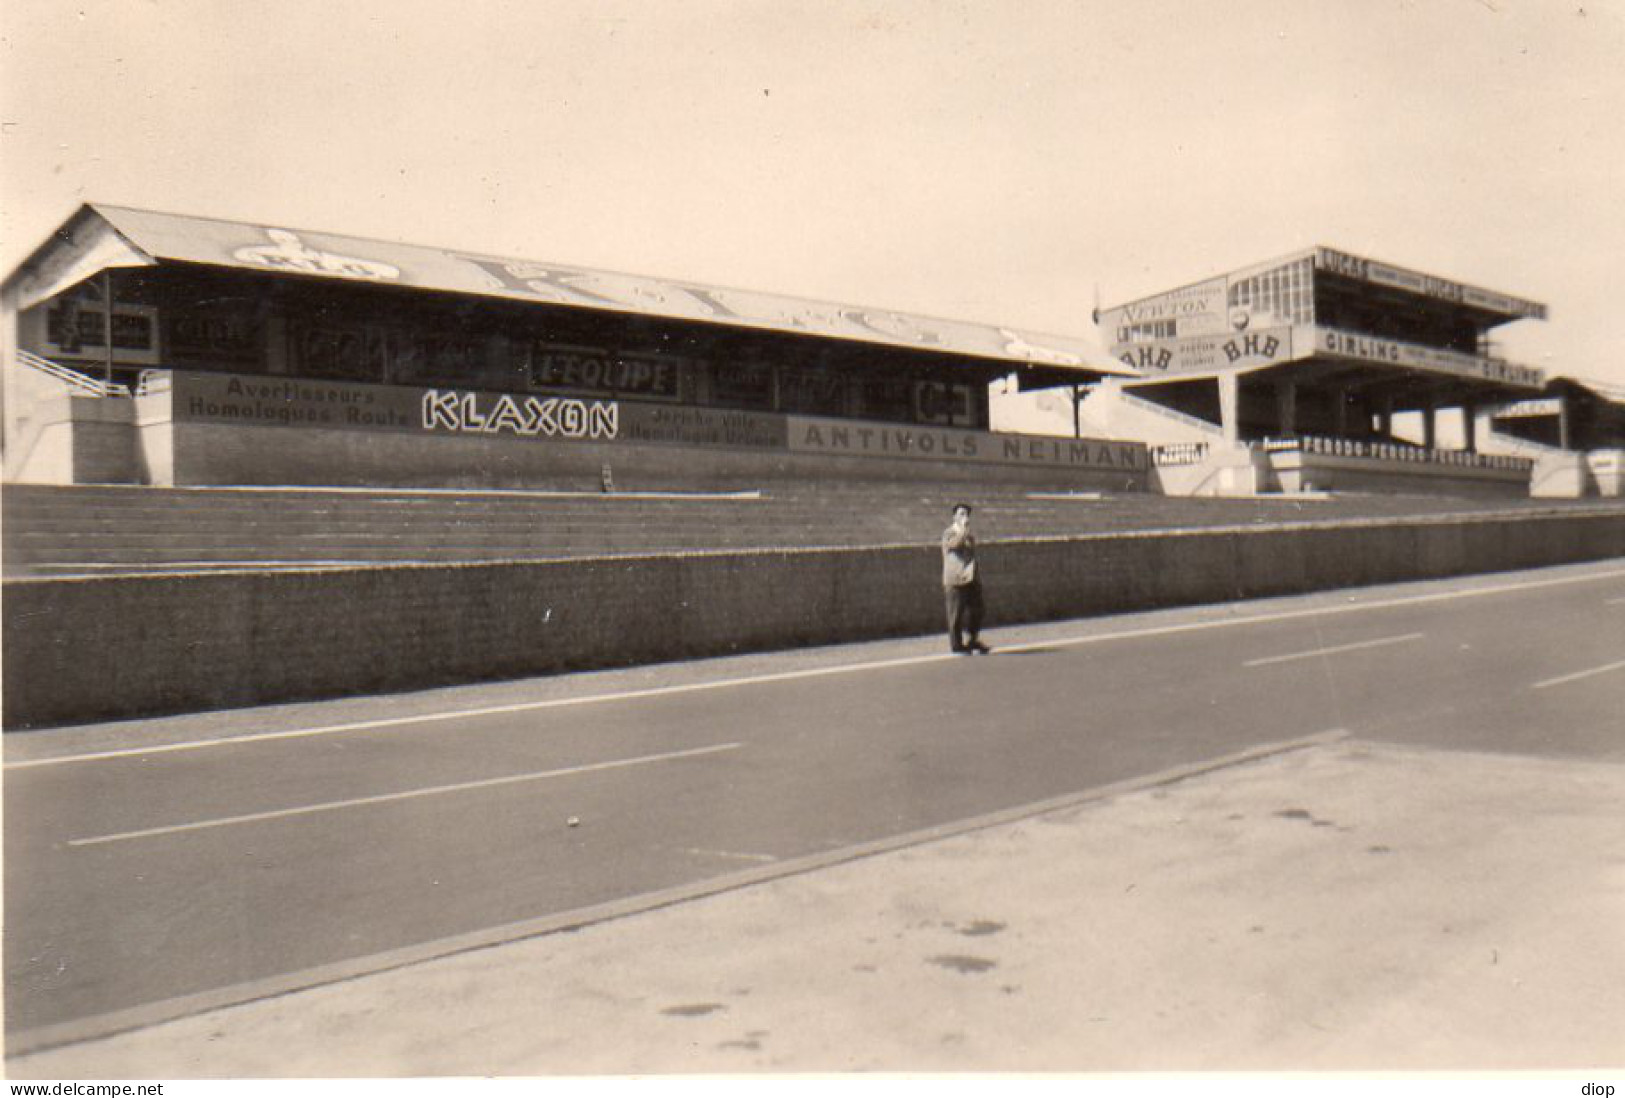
xmin=6 ymin=509 xmax=1622 ymax=729
xmin=1152 ymin=445 xmax=1272 ymax=497
xmin=1531 ymin=451 xmax=1593 ymax=498
xmin=6 ymin=394 xmax=144 ymax=485
xmin=1589 ymin=450 xmax=1624 ymax=497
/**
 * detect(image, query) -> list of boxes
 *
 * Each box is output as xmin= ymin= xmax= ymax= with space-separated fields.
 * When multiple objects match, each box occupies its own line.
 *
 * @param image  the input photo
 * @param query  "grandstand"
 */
xmin=1479 ymin=377 xmax=1625 ymax=498
xmin=1089 ymin=246 xmax=1568 ymax=497
xmin=1 ymin=204 xmax=1143 ymax=495
xmin=7 ymin=206 xmax=1625 ymax=727
xmin=4 ymin=213 xmax=1619 ymax=578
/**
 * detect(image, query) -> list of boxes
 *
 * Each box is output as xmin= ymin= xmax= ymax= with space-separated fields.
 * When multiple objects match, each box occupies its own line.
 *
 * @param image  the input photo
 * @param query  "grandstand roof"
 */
xmin=1556 ymin=376 xmax=1625 ymax=406
xmin=4 ymin=203 xmax=1132 ymax=381
xmin=1103 ymin=244 xmax=1548 ymax=325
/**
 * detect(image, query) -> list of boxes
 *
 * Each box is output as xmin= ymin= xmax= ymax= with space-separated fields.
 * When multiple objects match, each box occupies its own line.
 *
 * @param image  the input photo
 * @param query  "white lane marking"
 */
xmin=7 ymin=657 xmax=950 ymax=771
xmin=66 ymin=742 xmax=742 ymax=848
xmin=1607 ymin=597 xmax=1625 ymax=606
xmin=13 ymin=565 xmax=1625 ymax=772
xmin=1243 ymin=632 xmax=1425 ymax=668
xmin=678 ymin=847 xmax=779 ymax=864
xmin=1532 ymin=660 xmax=1625 ymax=691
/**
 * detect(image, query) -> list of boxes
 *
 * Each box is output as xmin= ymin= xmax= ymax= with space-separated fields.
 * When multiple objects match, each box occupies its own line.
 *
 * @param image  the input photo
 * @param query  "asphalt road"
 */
xmin=6 ymin=558 xmax=1623 ymax=1044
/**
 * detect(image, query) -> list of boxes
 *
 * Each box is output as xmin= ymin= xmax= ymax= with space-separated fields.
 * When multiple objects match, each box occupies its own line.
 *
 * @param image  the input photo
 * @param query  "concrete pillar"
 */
xmin=1218 ymin=372 xmax=1240 ymax=445
xmin=1 ymin=281 xmax=17 ymax=462
xmin=1461 ymin=401 xmax=1477 ymax=452
xmin=1559 ymin=394 xmax=1574 ymax=450
xmin=1422 ymin=400 xmax=1437 ymax=450
xmin=265 ymin=316 xmax=289 ymax=375
xmin=1331 ymin=386 xmax=1348 ymax=437
xmin=1377 ymin=394 xmax=1394 ymax=438
xmin=101 ymin=270 xmax=117 ymax=387
xmin=1275 ymin=378 xmax=1297 ymax=438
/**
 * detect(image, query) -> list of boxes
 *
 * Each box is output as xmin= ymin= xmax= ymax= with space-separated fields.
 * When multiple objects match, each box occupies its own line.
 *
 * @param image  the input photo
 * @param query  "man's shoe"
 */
xmin=968 ymin=641 xmax=991 ymax=655
xmin=951 ymin=644 xmax=970 ymax=655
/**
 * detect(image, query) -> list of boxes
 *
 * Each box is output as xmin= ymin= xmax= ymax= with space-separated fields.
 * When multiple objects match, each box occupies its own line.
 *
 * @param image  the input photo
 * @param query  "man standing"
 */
xmin=942 ymin=503 xmax=990 ymax=655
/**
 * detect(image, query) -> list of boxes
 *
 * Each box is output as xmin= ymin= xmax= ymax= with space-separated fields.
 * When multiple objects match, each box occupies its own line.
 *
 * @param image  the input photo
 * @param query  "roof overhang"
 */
xmin=1308 ymin=246 xmax=1547 ymax=322
xmin=1109 ymin=321 xmax=1544 ymax=404
xmin=1123 ymin=355 xmax=1545 ymax=409
xmin=1119 ymin=362 xmax=1279 ymax=389
xmin=3 ymin=204 xmax=1135 ymax=381
xmin=3 ymin=206 xmax=157 ymax=311
xmin=1099 ymin=245 xmax=1546 ymax=327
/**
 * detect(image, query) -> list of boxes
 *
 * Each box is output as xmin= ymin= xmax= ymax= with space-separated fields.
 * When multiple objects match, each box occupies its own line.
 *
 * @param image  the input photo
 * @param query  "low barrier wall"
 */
xmin=145 ymin=374 xmax=1151 ymax=493
xmin=5 ymin=509 xmax=1623 ymax=728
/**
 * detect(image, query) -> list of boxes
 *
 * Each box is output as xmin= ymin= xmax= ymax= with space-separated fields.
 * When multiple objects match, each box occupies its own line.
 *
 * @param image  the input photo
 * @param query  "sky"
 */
xmin=2 ymin=0 xmax=1622 ymax=387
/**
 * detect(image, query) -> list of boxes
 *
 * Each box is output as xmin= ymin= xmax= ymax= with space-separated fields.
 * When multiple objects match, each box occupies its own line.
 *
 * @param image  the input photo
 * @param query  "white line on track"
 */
xmin=12 ymin=565 xmax=1625 ymax=772
xmin=678 ymin=847 xmax=779 ymax=864
xmin=1531 ymin=659 xmax=1625 ymax=691
xmin=1243 ymin=632 xmax=1424 ymax=668
xmin=1607 ymin=597 xmax=1625 ymax=606
xmin=65 ymin=742 xmax=742 ymax=848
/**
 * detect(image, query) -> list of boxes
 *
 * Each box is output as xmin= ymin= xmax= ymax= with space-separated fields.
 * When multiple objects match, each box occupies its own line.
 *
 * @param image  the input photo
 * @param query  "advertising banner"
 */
xmin=616 ymin=404 xmax=786 ymax=449
xmin=175 ymin=372 xmax=630 ymax=438
xmin=170 ymin=372 xmax=1139 ymax=470
xmin=1314 ymin=248 xmax=1545 ymax=320
xmin=1100 ymin=276 xmax=1229 ymax=342
xmin=165 ymin=309 xmax=262 ymax=368
xmin=1493 ymin=398 xmax=1562 ymax=418
xmin=175 ymin=372 xmax=436 ymax=431
xmin=787 ymin=416 xmax=1146 ymax=471
xmin=1313 ymin=327 xmax=1543 ymax=388
xmin=1110 ymin=327 xmax=1294 ymax=375
xmin=285 ymin=319 xmax=487 ymax=385
xmin=526 ymin=343 xmax=685 ymax=401
xmin=42 ymin=298 xmax=161 ymax=366
xmin=170 ymin=371 xmax=785 ymax=449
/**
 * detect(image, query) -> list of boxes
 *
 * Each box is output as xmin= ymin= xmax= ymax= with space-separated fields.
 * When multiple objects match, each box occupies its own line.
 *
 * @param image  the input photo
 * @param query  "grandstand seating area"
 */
xmin=6 ymin=482 xmax=1623 ymax=578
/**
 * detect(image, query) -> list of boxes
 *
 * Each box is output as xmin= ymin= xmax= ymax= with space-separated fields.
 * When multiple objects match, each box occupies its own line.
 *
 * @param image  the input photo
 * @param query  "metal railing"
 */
xmin=135 ymin=369 xmax=172 ymax=395
xmin=14 ymin=352 xmax=173 ymax=398
xmin=16 ymin=349 xmax=132 ymax=397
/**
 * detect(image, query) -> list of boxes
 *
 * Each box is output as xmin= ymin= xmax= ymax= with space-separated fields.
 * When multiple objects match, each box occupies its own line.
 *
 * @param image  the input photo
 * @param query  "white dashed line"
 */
xmin=66 ymin=742 xmax=742 ymax=847
xmin=1244 ymin=632 xmax=1425 ymax=668
xmin=678 ymin=848 xmax=779 ymax=864
xmin=1531 ymin=660 xmax=1625 ymax=691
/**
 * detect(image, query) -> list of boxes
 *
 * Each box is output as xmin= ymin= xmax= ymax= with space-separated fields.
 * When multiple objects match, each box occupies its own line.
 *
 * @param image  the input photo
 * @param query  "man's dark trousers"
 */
xmin=945 ymin=580 xmax=985 ymax=651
